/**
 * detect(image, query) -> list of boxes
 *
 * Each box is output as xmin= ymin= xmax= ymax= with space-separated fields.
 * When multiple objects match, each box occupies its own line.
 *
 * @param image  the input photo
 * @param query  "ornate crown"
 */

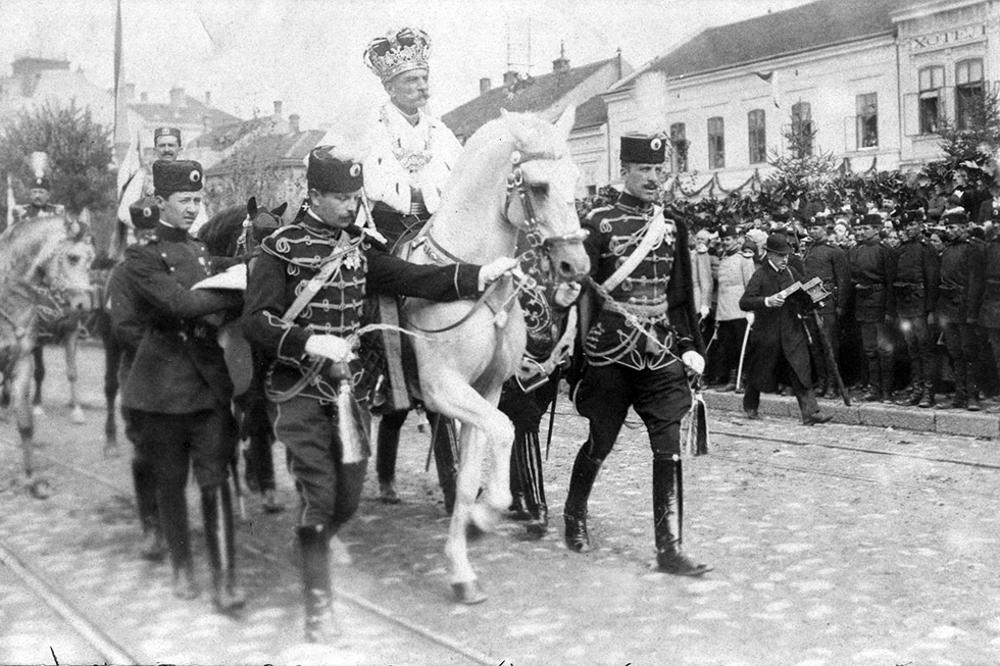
xmin=363 ymin=27 xmax=431 ymax=83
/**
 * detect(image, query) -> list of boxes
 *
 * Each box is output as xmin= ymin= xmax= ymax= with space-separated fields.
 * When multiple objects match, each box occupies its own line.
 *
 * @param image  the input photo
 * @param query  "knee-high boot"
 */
xmin=201 ymin=484 xmax=246 ymax=613
xmin=375 ymin=413 xmax=402 ymax=504
xmin=158 ymin=482 xmax=198 ymax=599
xmin=132 ymin=456 xmax=164 ymax=561
xmin=507 ymin=432 xmax=529 ymax=520
xmin=863 ymin=356 xmax=882 ymax=401
xmin=298 ymin=524 xmax=339 ymax=643
xmin=563 ymin=444 xmax=602 ymax=553
xmin=653 ymin=455 xmax=711 ymax=576
xmin=517 ymin=429 xmax=547 ymax=538
xmin=429 ymin=412 xmax=458 ymax=514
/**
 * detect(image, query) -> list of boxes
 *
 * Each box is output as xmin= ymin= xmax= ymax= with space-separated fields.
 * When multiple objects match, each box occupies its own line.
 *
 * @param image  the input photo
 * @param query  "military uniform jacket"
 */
xmin=936 ymin=241 xmax=979 ymax=323
xmin=581 ymin=193 xmax=701 ymax=371
xmin=715 ymin=249 xmax=755 ymax=321
xmin=121 ymin=224 xmax=242 ymax=414
xmin=738 ymin=260 xmax=812 ymax=392
xmin=847 ymin=239 xmax=895 ymax=322
xmin=11 ymin=202 xmax=64 ymax=226
xmin=891 ymin=239 xmax=939 ymax=318
xmin=106 ymin=263 xmax=144 ymax=361
xmin=976 ymin=238 xmax=1000 ymax=328
xmin=242 ymin=213 xmax=482 ymax=403
xmin=802 ymin=241 xmax=850 ymax=315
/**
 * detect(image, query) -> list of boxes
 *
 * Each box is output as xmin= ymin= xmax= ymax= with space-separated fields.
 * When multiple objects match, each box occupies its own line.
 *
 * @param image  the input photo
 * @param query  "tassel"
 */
xmin=694 ymin=391 xmax=710 ymax=456
xmin=337 ymin=379 xmax=370 ymax=464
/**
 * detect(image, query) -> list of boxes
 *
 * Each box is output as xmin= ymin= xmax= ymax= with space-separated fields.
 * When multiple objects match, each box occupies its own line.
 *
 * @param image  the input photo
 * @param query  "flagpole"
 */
xmin=6 ymin=174 xmax=14 ymax=230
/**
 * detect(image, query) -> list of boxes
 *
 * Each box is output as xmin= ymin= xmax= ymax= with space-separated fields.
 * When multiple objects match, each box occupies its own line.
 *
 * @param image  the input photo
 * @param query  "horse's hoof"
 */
xmin=103 ymin=442 xmax=121 ymax=459
xmin=451 ymin=580 xmax=487 ymax=605
xmin=29 ymin=478 xmax=51 ymax=500
xmin=32 ymin=405 xmax=45 ymax=417
xmin=70 ymin=406 xmax=85 ymax=424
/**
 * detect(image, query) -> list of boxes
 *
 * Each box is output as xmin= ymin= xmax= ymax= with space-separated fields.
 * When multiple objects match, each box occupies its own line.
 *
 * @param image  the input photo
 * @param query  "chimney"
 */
xmin=552 ymin=42 xmax=570 ymax=74
xmin=140 ymin=91 xmax=148 ymax=103
xmin=273 ymin=100 xmax=283 ymax=118
xmin=616 ymin=47 xmax=623 ymax=79
xmin=503 ymin=70 xmax=519 ymax=87
xmin=124 ymin=82 xmax=135 ymax=101
xmin=479 ymin=77 xmax=492 ymax=95
xmin=289 ymin=113 xmax=300 ymax=134
xmin=169 ymin=86 xmax=185 ymax=110
xmin=204 ymin=91 xmax=212 ymax=107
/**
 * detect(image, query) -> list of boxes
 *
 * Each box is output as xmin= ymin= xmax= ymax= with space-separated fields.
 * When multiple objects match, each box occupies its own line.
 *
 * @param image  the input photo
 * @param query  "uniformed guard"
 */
xmin=121 ymin=160 xmax=246 ymax=612
xmin=802 ymin=215 xmax=851 ymax=398
xmin=108 ymin=199 xmax=165 ymax=560
xmin=975 ymin=205 xmax=1000 ymax=394
xmin=891 ymin=209 xmax=938 ymax=407
xmin=713 ymin=224 xmax=756 ymax=392
xmin=11 ymin=175 xmax=65 ymax=226
xmin=928 ymin=209 xmax=982 ymax=409
xmin=242 ymin=146 xmax=514 ymax=642
xmin=362 ymin=26 xmax=465 ymax=508
xmin=847 ymin=213 xmax=896 ymax=402
xmin=564 ymin=134 xmax=710 ymax=576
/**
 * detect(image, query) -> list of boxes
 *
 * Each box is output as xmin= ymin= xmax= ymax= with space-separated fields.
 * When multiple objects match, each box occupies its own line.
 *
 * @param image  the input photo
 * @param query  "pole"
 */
xmin=812 ymin=310 xmax=850 ymax=406
xmin=735 ymin=319 xmax=753 ymax=392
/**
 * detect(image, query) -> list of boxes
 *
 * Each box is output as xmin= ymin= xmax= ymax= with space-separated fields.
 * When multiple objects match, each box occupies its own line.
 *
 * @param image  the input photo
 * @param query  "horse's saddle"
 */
xmin=357 ymin=294 xmax=421 ymax=414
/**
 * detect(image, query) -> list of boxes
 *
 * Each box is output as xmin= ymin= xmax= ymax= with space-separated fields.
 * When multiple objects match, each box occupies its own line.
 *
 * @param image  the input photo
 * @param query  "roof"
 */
xmin=188 ymin=116 xmax=278 ymax=151
xmin=129 ymin=94 xmax=241 ymax=127
xmin=572 ymin=94 xmax=607 ymax=131
xmin=648 ymin=0 xmax=905 ymax=80
xmin=206 ymin=129 xmax=327 ymax=176
xmin=442 ymin=57 xmax=618 ymax=139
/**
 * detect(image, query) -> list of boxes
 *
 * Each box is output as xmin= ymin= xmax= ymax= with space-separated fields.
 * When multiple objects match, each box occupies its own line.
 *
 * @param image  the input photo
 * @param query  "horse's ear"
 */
xmin=271 ymin=202 xmax=288 ymax=219
xmin=554 ymin=104 xmax=576 ymax=142
xmin=247 ymin=197 xmax=258 ymax=217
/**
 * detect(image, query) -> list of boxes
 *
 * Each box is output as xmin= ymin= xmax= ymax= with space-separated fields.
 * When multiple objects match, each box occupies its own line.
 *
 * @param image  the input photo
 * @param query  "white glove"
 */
xmin=681 ymin=350 xmax=705 ymax=376
xmin=305 ymin=334 xmax=353 ymax=363
xmin=553 ymin=281 xmax=582 ymax=307
xmin=699 ymin=305 xmax=711 ymax=319
xmin=745 ymin=311 xmax=755 ymax=326
xmin=478 ymin=256 xmax=520 ymax=290
xmin=764 ymin=294 xmax=786 ymax=308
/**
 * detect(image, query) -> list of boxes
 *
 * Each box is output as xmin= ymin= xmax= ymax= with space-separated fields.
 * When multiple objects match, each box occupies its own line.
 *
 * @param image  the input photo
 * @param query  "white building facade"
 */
xmin=603 ymin=0 xmax=1000 ymax=191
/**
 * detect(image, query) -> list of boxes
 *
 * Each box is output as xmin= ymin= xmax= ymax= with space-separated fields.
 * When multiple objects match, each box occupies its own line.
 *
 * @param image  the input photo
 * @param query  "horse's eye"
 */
xmin=529 ymin=183 xmax=549 ymax=197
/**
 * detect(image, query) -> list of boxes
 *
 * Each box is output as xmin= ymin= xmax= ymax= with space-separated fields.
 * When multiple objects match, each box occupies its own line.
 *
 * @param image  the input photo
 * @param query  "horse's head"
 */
xmin=497 ymin=107 xmax=590 ymax=282
xmin=41 ymin=217 xmax=95 ymax=312
xmin=243 ymin=197 xmax=287 ymax=253
xmin=199 ymin=198 xmax=287 ymax=257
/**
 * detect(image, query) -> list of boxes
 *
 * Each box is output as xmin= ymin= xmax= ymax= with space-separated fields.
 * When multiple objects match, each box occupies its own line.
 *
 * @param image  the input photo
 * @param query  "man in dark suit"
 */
xmin=121 ymin=160 xmax=245 ymax=612
xmin=740 ymin=233 xmax=832 ymax=425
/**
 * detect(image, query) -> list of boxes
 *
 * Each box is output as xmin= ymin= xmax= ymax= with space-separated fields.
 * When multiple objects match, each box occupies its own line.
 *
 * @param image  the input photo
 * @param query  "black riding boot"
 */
xmin=375 ymin=412 xmax=402 ymax=504
xmin=132 ymin=457 xmax=164 ymax=561
xmin=507 ymin=440 xmax=530 ymax=520
xmin=298 ymin=524 xmax=339 ymax=643
xmin=430 ymin=412 xmax=458 ymax=514
xmin=512 ymin=429 xmax=548 ymax=537
xmin=863 ymin=357 xmax=882 ymax=401
xmin=201 ymin=484 xmax=246 ymax=613
xmin=563 ymin=445 xmax=602 ymax=553
xmin=653 ymin=456 xmax=711 ymax=576
xmin=158 ymin=484 xmax=198 ymax=599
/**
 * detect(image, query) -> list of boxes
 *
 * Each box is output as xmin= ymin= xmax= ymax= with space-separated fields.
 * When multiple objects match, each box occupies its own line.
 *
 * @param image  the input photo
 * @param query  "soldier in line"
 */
xmin=121 ymin=160 xmax=246 ymax=612
xmin=975 ymin=206 xmax=1000 ymax=397
xmin=107 ymin=199 xmax=166 ymax=561
xmin=928 ymin=209 xmax=983 ymax=410
xmin=891 ymin=209 xmax=939 ymax=407
xmin=847 ymin=213 xmax=896 ymax=402
xmin=242 ymin=147 xmax=515 ymax=642
xmin=801 ymin=215 xmax=851 ymax=398
xmin=361 ymin=26 xmax=464 ymax=509
xmin=712 ymin=224 xmax=756 ymax=392
xmin=564 ymin=135 xmax=710 ymax=577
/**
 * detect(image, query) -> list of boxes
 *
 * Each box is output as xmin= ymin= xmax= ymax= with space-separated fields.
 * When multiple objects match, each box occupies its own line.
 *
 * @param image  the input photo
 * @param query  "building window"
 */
xmin=669 ymin=122 xmax=688 ymax=173
xmin=790 ymin=102 xmax=812 ymax=156
xmin=707 ymin=117 xmax=725 ymax=169
xmin=918 ymin=66 xmax=944 ymax=134
xmin=856 ymin=93 xmax=878 ymax=148
xmin=748 ymin=109 xmax=766 ymax=163
xmin=956 ymin=58 xmax=984 ymax=130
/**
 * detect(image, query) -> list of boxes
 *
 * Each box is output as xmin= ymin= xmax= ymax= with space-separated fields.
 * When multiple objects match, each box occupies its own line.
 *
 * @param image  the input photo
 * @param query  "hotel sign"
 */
xmin=910 ymin=24 xmax=986 ymax=50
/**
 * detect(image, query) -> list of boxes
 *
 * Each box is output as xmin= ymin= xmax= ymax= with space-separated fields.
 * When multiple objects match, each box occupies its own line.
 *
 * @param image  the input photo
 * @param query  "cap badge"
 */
xmin=189 ymin=170 xmax=201 ymax=183
xmin=650 ymin=138 xmax=663 ymax=151
xmin=349 ymin=163 xmax=362 ymax=178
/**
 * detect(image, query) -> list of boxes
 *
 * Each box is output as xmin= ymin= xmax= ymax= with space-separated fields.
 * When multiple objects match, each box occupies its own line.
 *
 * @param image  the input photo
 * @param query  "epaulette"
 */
xmin=138 ymin=230 xmax=160 ymax=246
xmin=360 ymin=225 xmax=388 ymax=250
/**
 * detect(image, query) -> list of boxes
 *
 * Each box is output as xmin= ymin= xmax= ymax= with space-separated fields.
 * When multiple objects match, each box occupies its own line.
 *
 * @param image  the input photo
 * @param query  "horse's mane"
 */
xmin=197 ymin=204 xmax=247 ymax=256
xmin=458 ymin=111 xmax=567 ymax=168
xmin=0 ymin=216 xmax=73 ymax=276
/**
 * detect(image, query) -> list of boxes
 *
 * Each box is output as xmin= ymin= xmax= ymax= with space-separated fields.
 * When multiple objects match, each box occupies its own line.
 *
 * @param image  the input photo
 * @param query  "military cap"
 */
xmin=720 ymin=224 xmax=739 ymax=239
xmin=857 ymin=213 xmax=883 ymax=228
xmin=129 ymin=198 xmax=159 ymax=230
xmin=29 ymin=175 xmax=50 ymax=190
xmin=765 ymin=233 xmax=792 ymax=255
xmin=153 ymin=159 xmax=203 ymax=194
xmin=620 ymin=134 xmax=665 ymax=164
xmin=154 ymin=127 xmax=181 ymax=143
xmin=942 ymin=208 xmax=968 ymax=225
xmin=901 ymin=209 xmax=926 ymax=224
xmin=306 ymin=146 xmax=363 ymax=193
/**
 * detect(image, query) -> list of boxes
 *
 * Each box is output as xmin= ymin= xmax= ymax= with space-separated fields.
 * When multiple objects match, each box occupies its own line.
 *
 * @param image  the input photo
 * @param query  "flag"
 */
xmin=753 ymin=70 xmax=781 ymax=109
xmin=112 ymin=0 xmax=130 ymax=163
xmin=115 ymin=131 xmax=143 ymax=223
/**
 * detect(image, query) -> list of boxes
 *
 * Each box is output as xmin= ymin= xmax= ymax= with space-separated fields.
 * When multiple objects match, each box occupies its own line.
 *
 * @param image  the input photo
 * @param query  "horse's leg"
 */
xmin=478 ymin=382 xmax=514 ymax=518
xmin=65 ymin=332 xmax=84 ymax=424
xmin=31 ymin=345 xmax=44 ymax=416
xmin=103 ymin=331 xmax=122 ymax=454
xmin=15 ymin=347 xmax=48 ymax=499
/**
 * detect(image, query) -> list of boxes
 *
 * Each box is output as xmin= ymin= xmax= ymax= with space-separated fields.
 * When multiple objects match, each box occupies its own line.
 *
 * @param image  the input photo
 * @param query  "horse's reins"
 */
xmin=407 ymin=149 xmax=586 ymax=335
xmin=0 ymin=279 xmax=66 ymax=341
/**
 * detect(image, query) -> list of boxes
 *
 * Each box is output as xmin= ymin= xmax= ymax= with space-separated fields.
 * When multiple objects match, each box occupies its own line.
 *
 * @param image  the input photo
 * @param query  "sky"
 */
xmin=2 ymin=0 xmax=813 ymax=135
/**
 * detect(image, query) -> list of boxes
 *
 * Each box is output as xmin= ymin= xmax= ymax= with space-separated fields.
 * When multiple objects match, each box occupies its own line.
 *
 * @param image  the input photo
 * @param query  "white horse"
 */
xmin=0 ymin=216 xmax=94 ymax=497
xmin=401 ymin=107 xmax=590 ymax=602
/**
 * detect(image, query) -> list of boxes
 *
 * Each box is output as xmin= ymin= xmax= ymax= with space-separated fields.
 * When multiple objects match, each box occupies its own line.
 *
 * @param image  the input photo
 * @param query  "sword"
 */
xmin=545 ymin=366 xmax=561 ymax=461
xmin=736 ymin=318 xmax=753 ymax=393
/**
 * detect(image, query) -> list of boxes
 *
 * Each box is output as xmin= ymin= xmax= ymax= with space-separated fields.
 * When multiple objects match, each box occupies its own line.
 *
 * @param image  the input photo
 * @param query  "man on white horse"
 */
xmin=242 ymin=146 xmax=514 ymax=642
xmin=362 ymin=26 xmax=465 ymax=509
xmin=564 ymin=134 xmax=712 ymax=576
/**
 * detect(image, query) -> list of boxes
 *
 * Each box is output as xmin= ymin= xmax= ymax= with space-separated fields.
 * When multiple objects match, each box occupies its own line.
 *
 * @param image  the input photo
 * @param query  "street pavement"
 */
xmin=2 ymin=343 xmax=1000 ymax=665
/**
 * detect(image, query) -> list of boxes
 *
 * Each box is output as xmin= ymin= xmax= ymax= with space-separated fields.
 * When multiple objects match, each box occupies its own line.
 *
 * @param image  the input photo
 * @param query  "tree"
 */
xmin=937 ymin=87 xmax=1000 ymax=166
xmin=0 ymin=100 xmax=116 ymax=250
xmin=766 ymin=108 xmax=838 ymax=209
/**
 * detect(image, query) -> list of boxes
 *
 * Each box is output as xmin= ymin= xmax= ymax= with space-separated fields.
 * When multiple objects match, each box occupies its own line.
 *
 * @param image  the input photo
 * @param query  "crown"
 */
xmin=363 ymin=27 xmax=431 ymax=83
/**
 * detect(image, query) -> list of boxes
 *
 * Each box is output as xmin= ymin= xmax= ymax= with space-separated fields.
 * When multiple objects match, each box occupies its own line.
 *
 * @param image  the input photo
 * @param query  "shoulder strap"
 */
xmin=600 ymin=206 xmax=667 ymax=293
xmin=280 ymin=237 xmax=357 ymax=323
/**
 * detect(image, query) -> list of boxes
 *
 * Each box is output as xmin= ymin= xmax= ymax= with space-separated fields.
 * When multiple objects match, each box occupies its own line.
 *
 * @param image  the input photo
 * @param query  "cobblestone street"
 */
xmin=2 ymin=344 xmax=1000 ymax=665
